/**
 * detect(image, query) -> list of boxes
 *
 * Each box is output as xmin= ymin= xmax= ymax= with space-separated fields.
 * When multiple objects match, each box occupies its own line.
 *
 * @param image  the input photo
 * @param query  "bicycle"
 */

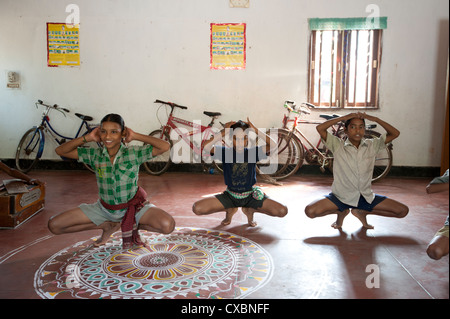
xmin=15 ymin=99 xmax=99 ymax=173
xmin=143 ymin=99 xmax=225 ymax=175
xmin=266 ymin=100 xmax=393 ymax=181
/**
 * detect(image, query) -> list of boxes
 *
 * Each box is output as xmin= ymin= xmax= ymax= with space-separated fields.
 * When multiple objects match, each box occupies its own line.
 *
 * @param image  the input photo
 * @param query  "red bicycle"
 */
xmin=265 ymin=100 xmax=393 ymax=181
xmin=143 ymin=99 xmax=224 ymax=175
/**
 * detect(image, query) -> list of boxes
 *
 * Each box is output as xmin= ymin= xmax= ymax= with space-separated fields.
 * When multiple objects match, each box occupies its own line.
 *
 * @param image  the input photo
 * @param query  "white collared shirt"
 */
xmin=324 ymin=131 xmax=387 ymax=206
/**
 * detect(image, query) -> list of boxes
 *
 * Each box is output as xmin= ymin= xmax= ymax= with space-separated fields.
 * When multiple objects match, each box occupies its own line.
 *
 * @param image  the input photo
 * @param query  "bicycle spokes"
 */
xmin=23 ymin=133 xmax=40 ymax=158
xmin=16 ymin=128 xmax=42 ymax=173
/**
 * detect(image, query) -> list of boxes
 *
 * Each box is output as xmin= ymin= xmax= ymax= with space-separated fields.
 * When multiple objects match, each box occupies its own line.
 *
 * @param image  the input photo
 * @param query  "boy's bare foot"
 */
xmin=351 ymin=209 xmax=374 ymax=229
xmin=221 ymin=207 xmax=238 ymax=226
xmin=331 ymin=209 xmax=350 ymax=229
xmin=242 ymin=207 xmax=257 ymax=227
xmin=94 ymin=221 xmax=121 ymax=246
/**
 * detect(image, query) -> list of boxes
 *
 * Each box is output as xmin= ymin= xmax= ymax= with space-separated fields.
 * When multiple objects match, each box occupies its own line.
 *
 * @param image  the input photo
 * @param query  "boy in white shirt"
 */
xmin=304 ymin=112 xmax=409 ymax=229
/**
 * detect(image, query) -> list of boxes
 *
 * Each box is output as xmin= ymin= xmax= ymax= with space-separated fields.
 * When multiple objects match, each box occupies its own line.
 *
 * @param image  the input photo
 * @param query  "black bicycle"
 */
xmin=15 ymin=100 xmax=99 ymax=173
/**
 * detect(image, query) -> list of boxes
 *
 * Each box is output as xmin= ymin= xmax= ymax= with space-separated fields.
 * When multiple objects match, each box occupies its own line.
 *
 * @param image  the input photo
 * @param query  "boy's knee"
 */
xmin=192 ymin=202 xmax=205 ymax=216
xmin=161 ymin=217 xmax=175 ymax=234
xmin=397 ymin=205 xmax=409 ymax=218
xmin=427 ymin=244 xmax=444 ymax=260
xmin=304 ymin=205 xmax=316 ymax=219
xmin=278 ymin=205 xmax=288 ymax=217
xmin=192 ymin=203 xmax=199 ymax=215
xmin=47 ymin=217 xmax=61 ymax=235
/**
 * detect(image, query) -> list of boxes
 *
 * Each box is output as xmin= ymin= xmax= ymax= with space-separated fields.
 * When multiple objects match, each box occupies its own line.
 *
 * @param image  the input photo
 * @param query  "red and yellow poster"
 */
xmin=47 ymin=23 xmax=80 ymax=67
xmin=210 ymin=23 xmax=246 ymax=70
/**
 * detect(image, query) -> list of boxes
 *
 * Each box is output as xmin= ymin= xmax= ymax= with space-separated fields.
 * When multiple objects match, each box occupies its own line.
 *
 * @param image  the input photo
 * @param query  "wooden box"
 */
xmin=0 ymin=183 xmax=45 ymax=229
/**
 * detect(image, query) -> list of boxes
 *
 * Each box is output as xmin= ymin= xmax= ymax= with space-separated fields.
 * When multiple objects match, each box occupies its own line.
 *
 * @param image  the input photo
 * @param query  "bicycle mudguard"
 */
xmin=34 ymin=127 xmax=45 ymax=158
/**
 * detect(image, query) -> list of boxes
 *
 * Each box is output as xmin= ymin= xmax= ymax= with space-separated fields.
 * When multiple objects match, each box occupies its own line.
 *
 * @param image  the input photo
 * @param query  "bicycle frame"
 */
xmin=161 ymin=113 xmax=218 ymax=162
xmin=143 ymin=99 xmax=225 ymax=175
xmin=16 ymin=100 xmax=100 ymax=173
xmin=284 ymin=113 xmax=328 ymax=149
xmin=281 ymin=110 xmax=345 ymax=171
xmin=29 ymin=112 xmax=93 ymax=160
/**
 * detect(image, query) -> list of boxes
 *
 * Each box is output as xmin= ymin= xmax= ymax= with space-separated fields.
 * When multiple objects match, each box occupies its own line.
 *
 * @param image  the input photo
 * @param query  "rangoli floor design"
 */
xmin=34 ymin=227 xmax=273 ymax=299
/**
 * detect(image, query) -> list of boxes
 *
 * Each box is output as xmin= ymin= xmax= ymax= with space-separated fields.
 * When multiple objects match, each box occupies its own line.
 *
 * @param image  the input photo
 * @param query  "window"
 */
xmin=308 ymin=18 xmax=386 ymax=108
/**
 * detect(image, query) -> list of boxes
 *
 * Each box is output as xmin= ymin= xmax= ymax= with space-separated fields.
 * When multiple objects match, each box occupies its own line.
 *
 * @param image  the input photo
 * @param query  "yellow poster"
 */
xmin=47 ymin=23 xmax=80 ymax=67
xmin=210 ymin=23 xmax=246 ymax=70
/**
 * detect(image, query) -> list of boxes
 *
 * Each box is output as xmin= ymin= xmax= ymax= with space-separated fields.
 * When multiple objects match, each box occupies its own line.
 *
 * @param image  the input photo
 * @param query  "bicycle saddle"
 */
xmin=319 ymin=114 xmax=340 ymax=121
xmin=75 ymin=113 xmax=93 ymax=121
xmin=203 ymin=111 xmax=221 ymax=117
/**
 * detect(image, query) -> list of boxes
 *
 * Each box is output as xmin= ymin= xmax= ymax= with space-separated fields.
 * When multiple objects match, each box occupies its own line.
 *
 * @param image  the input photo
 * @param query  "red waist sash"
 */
xmin=100 ymin=186 xmax=148 ymax=249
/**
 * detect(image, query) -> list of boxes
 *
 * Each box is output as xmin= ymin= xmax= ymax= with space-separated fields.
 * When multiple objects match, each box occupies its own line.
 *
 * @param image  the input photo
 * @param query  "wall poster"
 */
xmin=210 ymin=23 xmax=246 ymax=70
xmin=47 ymin=23 xmax=80 ymax=67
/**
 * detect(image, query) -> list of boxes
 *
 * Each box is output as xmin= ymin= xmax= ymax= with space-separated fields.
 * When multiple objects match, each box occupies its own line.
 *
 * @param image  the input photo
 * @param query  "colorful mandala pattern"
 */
xmin=34 ymin=227 xmax=273 ymax=299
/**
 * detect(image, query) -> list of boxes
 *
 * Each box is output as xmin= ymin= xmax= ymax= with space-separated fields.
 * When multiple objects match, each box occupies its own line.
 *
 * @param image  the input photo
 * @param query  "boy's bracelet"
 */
xmin=82 ymin=136 xmax=87 ymax=143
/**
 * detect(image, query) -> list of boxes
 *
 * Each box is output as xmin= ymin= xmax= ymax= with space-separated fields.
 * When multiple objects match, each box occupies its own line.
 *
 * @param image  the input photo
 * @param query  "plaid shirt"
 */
xmin=78 ymin=144 xmax=153 ymax=213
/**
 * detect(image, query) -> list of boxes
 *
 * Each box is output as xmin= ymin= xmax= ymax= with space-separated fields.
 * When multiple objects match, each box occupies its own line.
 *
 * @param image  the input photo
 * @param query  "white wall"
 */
xmin=0 ymin=0 xmax=448 ymax=166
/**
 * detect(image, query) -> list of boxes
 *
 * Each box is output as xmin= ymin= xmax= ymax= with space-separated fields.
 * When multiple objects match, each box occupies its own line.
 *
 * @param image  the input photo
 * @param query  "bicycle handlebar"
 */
xmin=302 ymin=102 xmax=316 ymax=109
xmin=154 ymin=99 xmax=188 ymax=110
xmin=36 ymin=99 xmax=70 ymax=113
xmin=284 ymin=100 xmax=312 ymax=115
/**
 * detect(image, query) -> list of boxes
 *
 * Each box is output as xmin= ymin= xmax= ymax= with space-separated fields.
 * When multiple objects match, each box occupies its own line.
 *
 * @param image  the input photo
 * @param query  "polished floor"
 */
xmin=0 ymin=170 xmax=448 ymax=299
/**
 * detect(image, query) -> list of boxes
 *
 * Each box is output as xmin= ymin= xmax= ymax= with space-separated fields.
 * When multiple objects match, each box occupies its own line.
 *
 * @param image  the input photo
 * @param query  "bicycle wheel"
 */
xmin=365 ymin=130 xmax=393 ymax=182
xmin=15 ymin=128 xmax=43 ymax=173
xmin=142 ymin=129 xmax=172 ymax=175
xmin=275 ymin=131 xmax=304 ymax=180
xmin=259 ymin=128 xmax=304 ymax=180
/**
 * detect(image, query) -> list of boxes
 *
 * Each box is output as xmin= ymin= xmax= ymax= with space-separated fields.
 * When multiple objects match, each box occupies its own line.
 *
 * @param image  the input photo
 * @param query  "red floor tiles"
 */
xmin=0 ymin=170 xmax=448 ymax=299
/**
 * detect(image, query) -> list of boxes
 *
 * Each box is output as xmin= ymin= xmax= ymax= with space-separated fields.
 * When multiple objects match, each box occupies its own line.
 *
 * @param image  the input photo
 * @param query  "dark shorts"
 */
xmin=215 ymin=191 xmax=268 ymax=209
xmin=325 ymin=193 xmax=387 ymax=212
